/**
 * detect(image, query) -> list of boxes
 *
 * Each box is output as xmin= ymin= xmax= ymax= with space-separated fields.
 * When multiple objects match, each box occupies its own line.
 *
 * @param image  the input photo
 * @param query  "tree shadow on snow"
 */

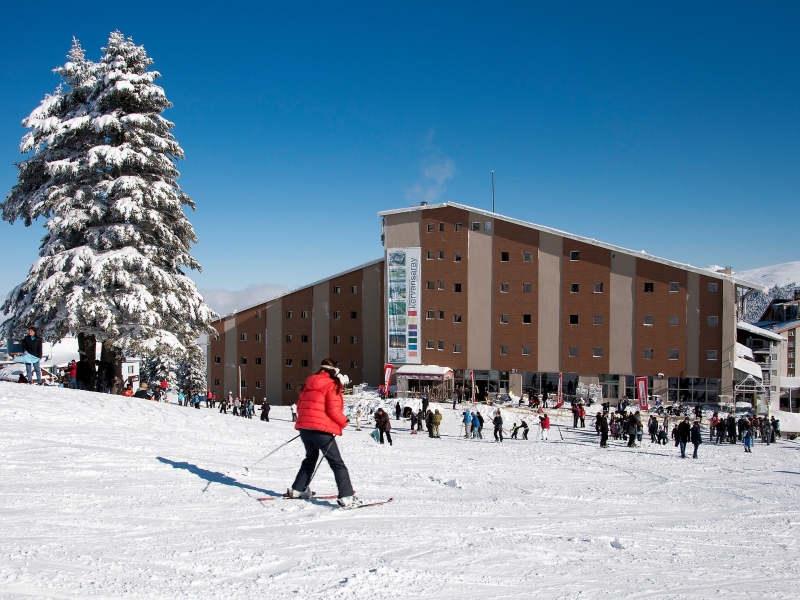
xmin=156 ymin=457 xmax=279 ymax=498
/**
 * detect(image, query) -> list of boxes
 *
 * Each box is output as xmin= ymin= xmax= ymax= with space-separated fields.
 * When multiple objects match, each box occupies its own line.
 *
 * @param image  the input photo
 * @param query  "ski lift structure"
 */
xmin=733 ymin=374 xmax=769 ymax=416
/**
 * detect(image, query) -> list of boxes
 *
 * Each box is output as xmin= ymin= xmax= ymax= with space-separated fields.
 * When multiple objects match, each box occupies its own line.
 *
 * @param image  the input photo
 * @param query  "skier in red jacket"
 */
xmin=285 ymin=358 xmax=361 ymax=508
xmin=540 ymin=414 xmax=551 ymax=441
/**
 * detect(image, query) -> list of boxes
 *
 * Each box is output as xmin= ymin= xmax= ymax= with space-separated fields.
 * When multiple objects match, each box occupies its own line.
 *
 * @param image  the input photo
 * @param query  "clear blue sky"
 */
xmin=1 ymin=1 xmax=798 ymax=312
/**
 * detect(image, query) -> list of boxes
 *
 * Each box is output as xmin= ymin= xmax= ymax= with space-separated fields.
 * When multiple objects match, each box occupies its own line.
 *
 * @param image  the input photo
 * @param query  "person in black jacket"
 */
xmin=20 ymin=327 xmax=43 ymax=385
xmin=261 ymin=401 xmax=271 ymax=422
xmin=690 ymin=420 xmax=703 ymax=458
xmin=677 ymin=417 xmax=691 ymax=458
xmin=598 ymin=413 xmax=609 ymax=448
xmin=493 ymin=410 xmax=504 ymax=442
xmin=75 ymin=356 xmax=93 ymax=390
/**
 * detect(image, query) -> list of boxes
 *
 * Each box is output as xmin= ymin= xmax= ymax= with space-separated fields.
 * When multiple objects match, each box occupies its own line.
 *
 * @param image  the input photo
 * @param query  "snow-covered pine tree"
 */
xmin=2 ymin=32 xmax=217 ymax=393
xmin=140 ymin=353 xmax=179 ymax=391
xmin=177 ymin=348 xmax=207 ymax=394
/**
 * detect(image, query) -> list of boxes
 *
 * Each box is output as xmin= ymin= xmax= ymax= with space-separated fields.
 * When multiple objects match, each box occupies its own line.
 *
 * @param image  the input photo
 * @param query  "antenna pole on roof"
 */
xmin=491 ymin=171 xmax=495 ymax=213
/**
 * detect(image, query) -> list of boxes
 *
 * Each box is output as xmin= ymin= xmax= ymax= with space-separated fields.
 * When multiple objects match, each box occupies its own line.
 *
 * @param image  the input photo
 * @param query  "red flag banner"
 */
xmin=636 ymin=377 xmax=649 ymax=411
xmin=556 ymin=372 xmax=563 ymax=407
xmin=470 ymin=370 xmax=476 ymax=403
xmin=383 ymin=364 xmax=394 ymax=390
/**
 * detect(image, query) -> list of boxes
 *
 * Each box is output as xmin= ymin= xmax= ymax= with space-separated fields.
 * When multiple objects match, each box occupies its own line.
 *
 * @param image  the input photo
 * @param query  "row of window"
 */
xmin=285 ymin=335 xmax=358 ymax=344
xmin=239 ymin=333 xmax=262 ymax=342
xmin=420 ymin=312 xmax=714 ymax=327
xmin=286 ymin=310 xmax=358 ymax=319
xmin=426 ymin=221 xmax=491 ymax=233
xmin=422 ymin=280 xmax=717 ymax=295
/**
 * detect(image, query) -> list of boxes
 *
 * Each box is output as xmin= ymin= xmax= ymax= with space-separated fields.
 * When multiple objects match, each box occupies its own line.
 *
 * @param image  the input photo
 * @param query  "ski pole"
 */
xmin=305 ymin=437 xmax=336 ymax=489
xmin=243 ymin=434 xmax=300 ymax=475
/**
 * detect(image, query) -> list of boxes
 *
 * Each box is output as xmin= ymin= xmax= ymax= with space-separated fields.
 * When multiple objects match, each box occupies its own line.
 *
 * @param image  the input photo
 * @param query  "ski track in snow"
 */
xmin=1 ymin=383 xmax=799 ymax=599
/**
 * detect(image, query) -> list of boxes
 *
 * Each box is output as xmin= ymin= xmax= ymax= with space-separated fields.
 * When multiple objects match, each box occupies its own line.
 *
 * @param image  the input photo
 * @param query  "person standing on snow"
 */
xmin=286 ymin=358 xmax=361 ymax=508
xmin=520 ymin=420 xmax=529 ymax=440
xmin=599 ymin=413 xmax=609 ymax=448
xmin=408 ymin=409 xmax=417 ymax=434
xmin=395 ymin=401 xmax=402 ymax=420
xmin=539 ymin=413 xmax=550 ymax=441
xmin=232 ymin=395 xmax=240 ymax=416
xmin=261 ymin=401 xmax=270 ymax=422
xmin=493 ymin=410 xmax=504 ymax=442
xmin=291 ymin=402 xmax=298 ymax=422
xmin=374 ymin=407 xmax=393 ymax=446
xmin=690 ymin=420 xmax=702 ymax=458
xmin=356 ymin=407 xmax=363 ymax=431
xmin=432 ymin=409 xmax=443 ymax=438
xmin=463 ymin=410 xmax=473 ymax=438
xmin=677 ymin=417 xmax=691 ymax=458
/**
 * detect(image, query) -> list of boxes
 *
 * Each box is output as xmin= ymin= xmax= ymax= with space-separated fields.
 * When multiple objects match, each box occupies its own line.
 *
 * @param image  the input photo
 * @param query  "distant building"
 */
xmin=208 ymin=201 xmax=766 ymax=405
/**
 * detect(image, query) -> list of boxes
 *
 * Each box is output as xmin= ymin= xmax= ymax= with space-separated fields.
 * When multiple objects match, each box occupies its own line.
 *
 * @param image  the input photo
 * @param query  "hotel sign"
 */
xmin=386 ymin=247 xmax=422 ymax=364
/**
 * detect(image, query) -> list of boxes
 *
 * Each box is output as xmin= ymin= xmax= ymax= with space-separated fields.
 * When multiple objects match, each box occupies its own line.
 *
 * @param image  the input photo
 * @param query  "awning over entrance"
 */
xmin=395 ymin=365 xmax=454 ymax=381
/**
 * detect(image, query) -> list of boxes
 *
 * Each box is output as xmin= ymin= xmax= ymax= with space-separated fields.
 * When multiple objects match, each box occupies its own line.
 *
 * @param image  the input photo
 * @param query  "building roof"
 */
xmin=212 ymin=258 xmax=384 ymax=321
xmin=752 ymin=320 xmax=800 ymax=335
xmin=396 ymin=365 xmax=454 ymax=376
xmin=737 ymin=321 xmax=784 ymax=342
xmin=378 ymin=201 xmax=767 ymax=292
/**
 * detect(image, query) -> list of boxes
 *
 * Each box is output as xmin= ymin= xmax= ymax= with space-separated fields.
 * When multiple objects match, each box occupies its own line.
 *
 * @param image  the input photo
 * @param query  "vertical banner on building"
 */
xmin=636 ymin=377 xmax=649 ymax=411
xmin=470 ymin=370 xmax=476 ymax=403
xmin=386 ymin=248 xmax=422 ymax=364
xmin=557 ymin=372 xmax=563 ymax=407
xmin=383 ymin=364 xmax=394 ymax=391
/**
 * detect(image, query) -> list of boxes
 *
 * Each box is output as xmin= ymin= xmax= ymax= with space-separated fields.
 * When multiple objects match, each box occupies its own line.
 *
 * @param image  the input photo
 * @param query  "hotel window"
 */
xmin=350 ymin=336 xmax=357 ymax=344
xmin=240 ymin=333 xmax=247 ymax=341
xmin=214 ymin=356 xmax=220 ymax=364
xmin=523 ymin=251 xmax=532 ymax=262
xmin=453 ymin=314 xmax=462 ymax=323
xmin=255 ymin=357 xmax=262 ymax=365
xmin=439 ymin=222 xmax=445 ymax=232
xmin=301 ymin=335 xmax=308 ymax=342
xmin=643 ymin=348 xmax=654 ymax=360
xmin=484 ymin=222 xmax=492 ymax=231
xmin=669 ymin=282 xmax=679 ymax=292
xmin=351 ymin=361 xmax=358 ymax=369
xmin=351 ymin=311 xmax=358 ymax=319
xmin=286 ymin=359 xmax=293 ymax=367
xmin=668 ymin=349 xmax=679 ymax=360
xmin=255 ymin=333 xmax=261 ymax=341
xmin=351 ymin=286 xmax=357 ymax=294
xmin=285 ymin=335 xmax=292 ymax=342
xmin=708 ymin=282 xmax=718 ymax=292
xmin=472 ymin=222 xmax=481 ymax=231
xmin=214 ymin=378 xmax=220 ymax=386
xmin=500 ymin=252 xmax=509 ymax=262
xmin=522 ymin=314 xmax=531 ymax=324
xmin=644 ymin=282 xmax=654 ymax=293
xmin=500 ymin=314 xmax=509 ymax=324
xmin=500 ymin=283 xmax=509 ymax=293
xmin=286 ymin=311 xmax=292 ymax=319
xmin=438 ymin=310 xmax=445 ymax=320
xmin=570 ymin=251 xmax=579 ymax=261
xmin=571 ymin=283 xmax=579 ymax=293
xmin=333 ymin=286 xmax=341 ymax=294
xmin=301 ymin=311 xmax=308 ymax=318
xmin=241 ymin=357 xmax=247 ymax=364
xmin=438 ymin=250 xmax=444 ymax=260
xmin=128 ymin=366 xmax=134 ymax=374
xmin=426 ymin=280 xmax=434 ymax=290
xmin=333 ymin=311 xmax=340 ymax=319
xmin=569 ymin=347 xmax=579 ymax=357
xmin=569 ymin=314 xmax=579 ymax=325
xmin=438 ymin=340 xmax=444 ymax=351
xmin=333 ymin=336 xmax=340 ymax=344
xmin=286 ymin=383 xmax=292 ymax=390
xmin=437 ymin=280 xmax=444 ymax=290
xmin=707 ymin=316 xmax=719 ymax=327
xmin=301 ymin=359 xmax=308 ymax=367
xmin=644 ymin=315 xmax=654 ymax=326
xmin=454 ymin=283 xmax=462 ymax=292
xmin=522 ymin=345 xmax=531 ymax=356
xmin=523 ymin=283 xmax=532 ymax=293
xmin=255 ymin=381 xmax=262 ymax=389
xmin=500 ymin=345 xmax=509 ymax=355
xmin=426 ymin=340 xmax=435 ymax=349
xmin=241 ymin=380 xmax=247 ymax=388
xmin=454 ymin=253 xmax=462 ymax=262
xmin=427 ymin=251 xmax=434 ymax=260
xmin=594 ymin=282 xmax=603 ymax=293
xmin=593 ymin=347 xmax=603 ymax=358
xmin=453 ymin=344 xmax=462 ymax=353
xmin=427 ymin=223 xmax=435 ymax=232
xmin=454 ymin=223 xmax=462 ymax=231
xmin=707 ymin=350 xmax=718 ymax=361
xmin=426 ymin=310 xmax=434 ymax=319
xmin=669 ymin=315 xmax=679 ymax=326
xmin=255 ymin=310 xmax=261 ymax=318
xmin=594 ymin=315 xmax=603 ymax=325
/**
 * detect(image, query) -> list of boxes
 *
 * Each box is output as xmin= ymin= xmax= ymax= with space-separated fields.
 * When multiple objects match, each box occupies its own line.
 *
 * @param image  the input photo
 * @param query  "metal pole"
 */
xmin=491 ymin=171 xmax=495 ymax=213
xmin=238 ymin=365 xmax=242 ymax=402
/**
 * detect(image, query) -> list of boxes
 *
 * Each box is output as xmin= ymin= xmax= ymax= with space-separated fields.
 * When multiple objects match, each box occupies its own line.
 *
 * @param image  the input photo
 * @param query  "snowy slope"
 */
xmin=736 ymin=261 xmax=800 ymax=289
xmin=2 ymin=383 xmax=800 ymax=599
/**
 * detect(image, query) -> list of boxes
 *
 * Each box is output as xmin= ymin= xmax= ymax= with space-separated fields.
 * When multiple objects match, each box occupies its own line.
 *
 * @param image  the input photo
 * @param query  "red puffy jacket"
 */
xmin=295 ymin=372 xmax=349 ymax=436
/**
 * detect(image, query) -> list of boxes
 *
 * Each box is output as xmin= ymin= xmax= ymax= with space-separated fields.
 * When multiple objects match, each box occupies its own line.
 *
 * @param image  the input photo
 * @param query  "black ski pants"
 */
xmin=291 ymin=429 xmax=354 ymax=498
xmin=380 ymin=430 xmax=392 ymax=445
xmin=494 ymin=426 xmax=503 ymax=442
xmin=600 ymin=431 xmax=608 ymax=447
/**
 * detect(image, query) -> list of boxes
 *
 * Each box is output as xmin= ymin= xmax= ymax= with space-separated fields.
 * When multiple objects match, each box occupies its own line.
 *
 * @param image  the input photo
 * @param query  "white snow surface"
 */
xmin=735 ymin=261 xmax=800 ymax=289
xmin=2 ymin=382 xmax=800 ymax=599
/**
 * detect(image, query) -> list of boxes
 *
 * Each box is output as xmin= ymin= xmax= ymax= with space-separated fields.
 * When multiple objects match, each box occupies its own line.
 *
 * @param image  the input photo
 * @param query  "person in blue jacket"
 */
xmin=20 ymin=326 xmax=43 ymax=385
xmin=463 ymin=410 xmax=473 ymax=438
xmin=472 ymin=412 xmax=481 ymax=439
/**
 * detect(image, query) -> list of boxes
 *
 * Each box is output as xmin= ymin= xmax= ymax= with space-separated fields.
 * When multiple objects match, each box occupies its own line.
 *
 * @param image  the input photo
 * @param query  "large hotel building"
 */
xmin=208 ymin=202 xmax=765 ymax=405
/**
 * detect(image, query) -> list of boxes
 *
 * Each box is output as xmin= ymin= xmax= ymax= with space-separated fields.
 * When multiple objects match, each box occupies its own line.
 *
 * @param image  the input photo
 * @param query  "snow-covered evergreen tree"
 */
xmin=140 ymin=354 xmax=179 ymax=391
xmin=1 ymin=32 xmax=217 ymax=391
xmin=177 ymin=349 xmax=207 ymax=393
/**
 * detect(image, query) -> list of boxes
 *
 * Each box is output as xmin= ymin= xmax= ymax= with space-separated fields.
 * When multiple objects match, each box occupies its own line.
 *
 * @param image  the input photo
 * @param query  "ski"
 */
xmin=257 ymin=493 xmax=339 ymax=502
xmin=346 ymin=498 xmax=394 ymax=510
